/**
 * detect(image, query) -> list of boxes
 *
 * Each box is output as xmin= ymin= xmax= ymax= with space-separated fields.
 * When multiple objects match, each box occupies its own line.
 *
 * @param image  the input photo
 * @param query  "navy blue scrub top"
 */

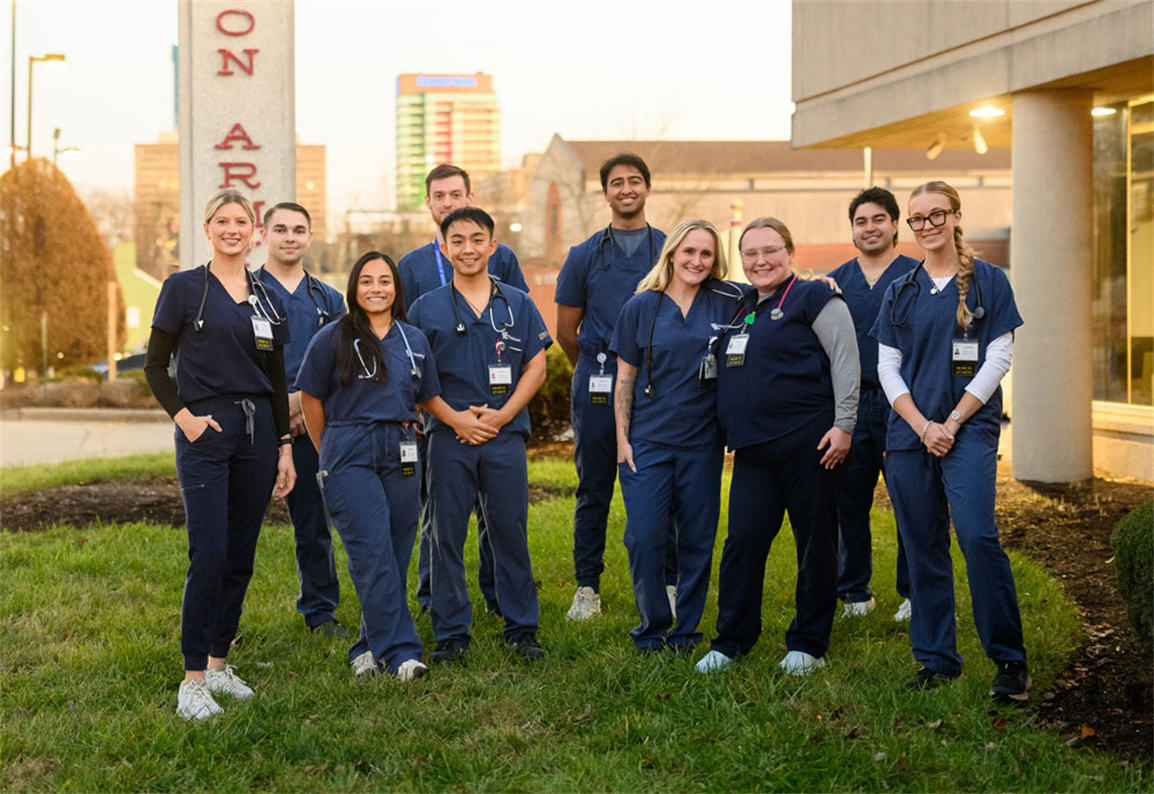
xmin=826 ymin=254 xmax=919 ymax=392
xmin=294 ymin=320 xmax=439 ymax=427
xmin=408 ymin=282 xmax=552 ymax=440
xmin=554 ymin=225 xmax=667 ymax=360
xmin=871 ymin=259 xmax=1022 ymax=451
xmin=151 ymin=265 xmax=291 ymax=404
xmin=257 ymin=269 xmax=345 ymax=387
xmin=716 ymin=278 xmax=841 ymax=450
xmin=398 ymin=241 xmax=528 ymax=312
xmin=610 ymin=280 xmax=740 ymax=449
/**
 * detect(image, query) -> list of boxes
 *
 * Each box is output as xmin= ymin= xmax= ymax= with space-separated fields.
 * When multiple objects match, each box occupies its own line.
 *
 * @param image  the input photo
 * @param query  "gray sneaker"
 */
xmin=351 ymin=651 xmax=379 ymax=677
xmin=177 ymin=677 xmax=222 ymax=720
xmin=204 ymin=663 xmax=254 ymax=699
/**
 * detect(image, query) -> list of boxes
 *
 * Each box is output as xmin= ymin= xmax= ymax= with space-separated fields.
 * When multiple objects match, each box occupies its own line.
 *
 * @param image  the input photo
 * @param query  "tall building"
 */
xmin=395 ymin=73 xmax=501 ymax=210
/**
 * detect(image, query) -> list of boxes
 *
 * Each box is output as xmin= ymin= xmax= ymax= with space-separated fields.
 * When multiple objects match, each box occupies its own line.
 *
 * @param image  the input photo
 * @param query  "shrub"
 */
xmin=1111 ymin=499 xmax=1153 ymax=653
xmin=52 ymin=365 xmax=104 ymax=384
xmin=99 ymin=376 xmax=154 ymax=408
xmin=528 ymin=345 xmax=573 ymax=445
xmin=42 ymin=380 xmax=99 ymax=408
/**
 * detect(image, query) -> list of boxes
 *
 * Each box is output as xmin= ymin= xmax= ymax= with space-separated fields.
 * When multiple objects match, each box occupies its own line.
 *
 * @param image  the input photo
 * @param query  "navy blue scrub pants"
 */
xmin=710 ymin=416 xmax=843 ymax=660
xmin=427 ymin=430 xmax=539 ymax=644
xmin=837 ymin=388 xmax=910 ymax=603
xmin=619 ymin=439 xmax=723 ymax=650
xmin=285 ymin=437 xmax=341 ymax=627
xmin=318 ymin=423 xmax=423 ymax=672
xmin=416 ymin=433 xmax=496 ymax=609
xmin=176 ymin=394 xmax=278 ymax=671
xmin=885 ymin=431 xmax=1026 ymax=676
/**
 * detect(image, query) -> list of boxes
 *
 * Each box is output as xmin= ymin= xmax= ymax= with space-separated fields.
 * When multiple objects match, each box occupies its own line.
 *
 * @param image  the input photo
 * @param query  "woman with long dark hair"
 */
xmin=296 ymin=252 xmax=440 ymax=680
xmin=872 ymin=181 xmax=1028 ymax=701
xmin=144 ymin=188 xmax=296 ymax=720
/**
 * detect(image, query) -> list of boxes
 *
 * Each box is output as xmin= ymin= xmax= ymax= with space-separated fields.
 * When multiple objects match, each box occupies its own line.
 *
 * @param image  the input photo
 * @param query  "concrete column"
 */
xmin=1010 ymin=89 xmax=1094 ymax=482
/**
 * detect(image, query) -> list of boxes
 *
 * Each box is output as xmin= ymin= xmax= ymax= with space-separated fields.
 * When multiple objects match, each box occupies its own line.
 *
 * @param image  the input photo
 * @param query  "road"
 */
xmin=1 ymin=409 xmax=174 ymax=467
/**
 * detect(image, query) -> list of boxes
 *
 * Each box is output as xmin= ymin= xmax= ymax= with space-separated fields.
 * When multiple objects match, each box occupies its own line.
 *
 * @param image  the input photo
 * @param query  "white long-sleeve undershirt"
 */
xmin=877 ymin=332 xmax=1013 ymax=408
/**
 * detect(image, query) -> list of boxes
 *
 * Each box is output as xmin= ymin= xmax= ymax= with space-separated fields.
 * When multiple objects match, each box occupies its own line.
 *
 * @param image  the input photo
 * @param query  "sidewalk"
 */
xmin=0 ymin=408 xmax=173 ymax=467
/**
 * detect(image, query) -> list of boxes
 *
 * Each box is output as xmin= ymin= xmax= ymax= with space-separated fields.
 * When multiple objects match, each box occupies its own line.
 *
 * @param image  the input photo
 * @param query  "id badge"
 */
xmin=952 ymin=337 xmax=979 ymax=377
xmin=252 ymin=316 xmax=274 ymax=351
xmin=400 ymin=440 xmax=418 ymax=476
xmin=489 ymin=364 xmax=513 ymax=395
xmin=726 ymin=333 xmax=749 ymax=368
xmin=699 ymin=354 xmax=718 ymax=389
xmin=589 ymin=374 xmax=613 ymax=405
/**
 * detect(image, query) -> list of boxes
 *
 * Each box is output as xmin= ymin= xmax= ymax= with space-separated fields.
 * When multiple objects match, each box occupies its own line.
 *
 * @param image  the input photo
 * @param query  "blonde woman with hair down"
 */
xmin=870 ymin=181 xmax=1030 ymax=703
xmin=609 ymin=219 xmax=742 ymax=653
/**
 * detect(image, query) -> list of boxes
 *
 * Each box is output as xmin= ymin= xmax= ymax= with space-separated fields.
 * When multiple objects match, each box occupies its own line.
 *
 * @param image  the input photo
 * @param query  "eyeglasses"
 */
xmin=906 ymin=210 xmax=954 ymax=231
xmin=740 ymin=246 xmax=788 ymax=262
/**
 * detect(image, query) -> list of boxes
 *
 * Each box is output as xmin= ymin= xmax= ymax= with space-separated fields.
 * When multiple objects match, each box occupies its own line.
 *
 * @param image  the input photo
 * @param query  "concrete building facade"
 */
xmin=791 ymin=0 xmax=1153 ymax=482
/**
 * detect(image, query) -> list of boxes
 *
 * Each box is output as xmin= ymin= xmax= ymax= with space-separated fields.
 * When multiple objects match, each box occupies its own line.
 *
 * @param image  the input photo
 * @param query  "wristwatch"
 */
xmin=949 ymin=410 xmax=962 ymax=424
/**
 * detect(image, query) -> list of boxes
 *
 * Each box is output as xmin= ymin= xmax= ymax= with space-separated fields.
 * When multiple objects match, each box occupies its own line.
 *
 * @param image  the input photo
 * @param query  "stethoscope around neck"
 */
xmin=890 ymin=259 xmax=986 ymax=329
xmin=257 ymin=266 xmax=335 ymax=328
xmin=194 ymin=262 xmax=283 ymax=332
xmin=450 ymin=277 xmax=514 ymax=336
xmin=353 ymin=323 xmax=421 ymax=381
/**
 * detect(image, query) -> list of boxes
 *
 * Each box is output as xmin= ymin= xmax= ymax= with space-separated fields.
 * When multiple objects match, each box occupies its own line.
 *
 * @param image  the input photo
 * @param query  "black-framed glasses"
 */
xmin=907 ymin=210 xmax=953 ymax=231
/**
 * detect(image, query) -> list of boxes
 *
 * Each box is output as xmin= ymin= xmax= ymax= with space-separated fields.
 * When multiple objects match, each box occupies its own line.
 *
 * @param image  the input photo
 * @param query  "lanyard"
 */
xmin=432 ymin=240 xmax=448 ymax=287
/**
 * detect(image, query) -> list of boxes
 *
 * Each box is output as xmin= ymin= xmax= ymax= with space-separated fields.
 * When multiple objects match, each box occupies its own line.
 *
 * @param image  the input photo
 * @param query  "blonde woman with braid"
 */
xmin=870 ymin=181 xmax=1029 ymax=703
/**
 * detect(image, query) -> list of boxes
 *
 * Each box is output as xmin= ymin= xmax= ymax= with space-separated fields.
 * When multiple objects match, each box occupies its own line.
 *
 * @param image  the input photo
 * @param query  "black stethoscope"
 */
xmin=450 ymin=277 xmax=514 ymax=336
xmin=642 ymin=279 xmax=744 ymax=399
xmin=353 ymin=323 xmax=421 ymax=381
xmin=890 ymin=260 xmax=985 ymax=329
xmin=257 ymin=267 xmax=336 ymax=328
xmin=598 ymin=224 xmax=656 ymax=271
xmin=194 ymin=262 xmax=283 ymax=332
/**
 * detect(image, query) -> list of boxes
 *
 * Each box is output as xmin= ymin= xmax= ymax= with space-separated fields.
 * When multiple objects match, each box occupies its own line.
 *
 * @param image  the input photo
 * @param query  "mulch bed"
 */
xmin=1 ymin=462 xmax=1150 ymax=763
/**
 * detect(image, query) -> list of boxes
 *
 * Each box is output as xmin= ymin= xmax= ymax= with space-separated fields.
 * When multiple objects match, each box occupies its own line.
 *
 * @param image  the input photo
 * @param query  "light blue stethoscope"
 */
xmin=354 ymin=324 xmax=421 ymax=381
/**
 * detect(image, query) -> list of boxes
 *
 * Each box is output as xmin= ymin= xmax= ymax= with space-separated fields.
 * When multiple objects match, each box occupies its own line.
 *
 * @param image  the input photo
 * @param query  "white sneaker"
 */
xmin=694 ymin=650 xmax=734 ymax=673
xmin=204 ymin=663 xmax=254 ymax=699
xmin=566 ymin=586 xmax=602 ymax=620
xmin=351 ymin=651 xmax=379 ymax=677
xmin=177 ymin=677 xmax=222 ymax=720
xmin=842 ymin=597 xmax=876 ymax=618
xmin=666 ymin=585 xmax=678 ymax=620
xmin=893 ymin=599 xmax=912 ymax=622
xmin=395 ymin=658 xmax=429 ymax=682
xmin=778 ymin=650 xmax=826 ymax=676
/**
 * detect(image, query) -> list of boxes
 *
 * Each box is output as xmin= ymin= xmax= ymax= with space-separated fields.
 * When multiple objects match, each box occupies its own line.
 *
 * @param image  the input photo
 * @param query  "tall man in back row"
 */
xmin=826 ymin=187 xmax=918 ymax=621
xmin=257 ymin=202 xmax=349 ymax=636
xmin=554 ymin=154 xmax=668 ymax=620
xmin=398 ymin=164 xmax=529 ymax=616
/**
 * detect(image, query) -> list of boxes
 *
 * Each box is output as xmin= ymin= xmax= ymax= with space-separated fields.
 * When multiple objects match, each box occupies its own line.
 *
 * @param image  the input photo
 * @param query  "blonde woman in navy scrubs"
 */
xmin=696 ymin=217 xmax=859 ymax=677
xmin=872 ymin=181 xmax=1029 ymax=702
xmin=144 ymin=189 xmax=296 ymax=720
xmin=611 ymin=219 xmax=740 ymax=652
xmin=296 ymin=252 xmax=441 ymax=681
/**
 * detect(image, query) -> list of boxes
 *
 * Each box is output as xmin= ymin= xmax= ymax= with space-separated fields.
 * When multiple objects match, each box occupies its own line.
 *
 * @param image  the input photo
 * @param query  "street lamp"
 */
xmin=27 ymin=53 xmax=66 ymax=159
xmin=52 ymin=127 xmax=79 ymax=165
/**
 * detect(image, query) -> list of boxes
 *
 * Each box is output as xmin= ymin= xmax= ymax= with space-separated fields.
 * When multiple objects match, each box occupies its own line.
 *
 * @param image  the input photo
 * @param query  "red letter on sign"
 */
xmin=253 ymin=201 xmax=266 ymax=228
xmin=219 ymin=163 xmax=261 ymax=189
xmin=216 ymin=9 xmax=255 ymax=36
xmin=218 ymin=48 xmax=258 ymax=76
xmin=214 ymin=123 xmax=261 ymax=151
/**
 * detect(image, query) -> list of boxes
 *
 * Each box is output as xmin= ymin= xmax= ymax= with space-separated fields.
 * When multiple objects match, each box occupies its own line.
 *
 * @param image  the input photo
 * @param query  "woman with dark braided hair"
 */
xmin=871 ymin=181 xmax=1030 ymax=703
xmin=295 ymin=252 xmax=441 ymax=681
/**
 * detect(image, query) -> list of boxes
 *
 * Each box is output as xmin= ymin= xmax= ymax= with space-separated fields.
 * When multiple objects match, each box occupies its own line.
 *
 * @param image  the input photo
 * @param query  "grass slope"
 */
xmin=0 ymin=457 xmax=1145 ymax=792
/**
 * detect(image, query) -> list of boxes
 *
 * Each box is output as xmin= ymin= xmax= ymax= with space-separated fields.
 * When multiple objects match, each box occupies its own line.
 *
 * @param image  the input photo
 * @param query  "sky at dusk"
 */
xmin=1 ymin=0 xmax=794 ymax=213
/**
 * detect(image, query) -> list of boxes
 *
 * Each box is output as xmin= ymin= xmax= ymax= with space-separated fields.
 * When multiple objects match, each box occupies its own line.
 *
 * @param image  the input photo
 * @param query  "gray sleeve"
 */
xmin=811 ymin=298 xmax=860 ymax=434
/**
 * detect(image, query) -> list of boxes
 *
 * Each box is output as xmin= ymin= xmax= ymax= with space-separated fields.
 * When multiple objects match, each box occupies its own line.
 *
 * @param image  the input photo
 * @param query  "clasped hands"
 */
xmin=451 ymin=404 xmax=507 ymax=445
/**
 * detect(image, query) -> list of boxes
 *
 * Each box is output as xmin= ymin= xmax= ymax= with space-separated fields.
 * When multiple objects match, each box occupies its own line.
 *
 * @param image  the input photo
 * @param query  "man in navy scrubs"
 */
xmin=400 ymin=164 xmax=530 ymax=616
xmin=826 ymin=187 xmax=918 ymax=621
xmin=409 ymin=206 xmax=551 ymax=662
xmin=258 ymin=202 xmax=348 ymax=636
xmin=555 ymin=154 xmax=667 ymax=620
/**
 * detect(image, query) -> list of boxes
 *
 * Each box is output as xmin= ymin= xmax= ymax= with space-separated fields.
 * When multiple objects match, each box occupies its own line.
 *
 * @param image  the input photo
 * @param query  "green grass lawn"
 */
xmin=0 ymin=456 xmax=1146 ymax=792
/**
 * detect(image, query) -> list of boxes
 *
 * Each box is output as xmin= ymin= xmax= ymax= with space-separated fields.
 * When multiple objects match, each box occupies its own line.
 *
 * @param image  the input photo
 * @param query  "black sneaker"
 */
xmin=309 ymin=619 xmax=350 ymax=638
xmin=990 ymin=661 xmax=1031 ymax=704
xmin=430 ymin=638 xmax=469 ymax=663
xmin=508 ymin=633 xmax=545 ymax=660
xmin=484 ymin=599 xmax=503 ymax=617
xmin=905 ymin=666 xmax=960 ymax=691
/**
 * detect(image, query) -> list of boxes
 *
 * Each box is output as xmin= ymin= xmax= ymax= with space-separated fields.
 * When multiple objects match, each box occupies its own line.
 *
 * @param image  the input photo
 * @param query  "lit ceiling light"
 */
xmin=969 ymin=106 xmax=1005 ymax=118
xmin=926 ymin=133 xmax=946 ymax=160
xmin=972 ymin=127 xmax=988 ymax=155
xmin=1092 ymin=107 xmax=1118 ymax=117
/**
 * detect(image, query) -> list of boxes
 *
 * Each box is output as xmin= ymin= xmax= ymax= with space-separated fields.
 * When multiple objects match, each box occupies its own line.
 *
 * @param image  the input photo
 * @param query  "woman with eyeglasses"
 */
xmin=610 ymin=219 xmax=741 ymax=653
xmin=695 ymin=217 xmax=860 ymax=677
xmin=870 ymin=181 xmax=1029 ymax=703
xmin=144 ymin=189 xmax=296 ymax=720
xmin=295 ymin=252 xmax=441 ymax=681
